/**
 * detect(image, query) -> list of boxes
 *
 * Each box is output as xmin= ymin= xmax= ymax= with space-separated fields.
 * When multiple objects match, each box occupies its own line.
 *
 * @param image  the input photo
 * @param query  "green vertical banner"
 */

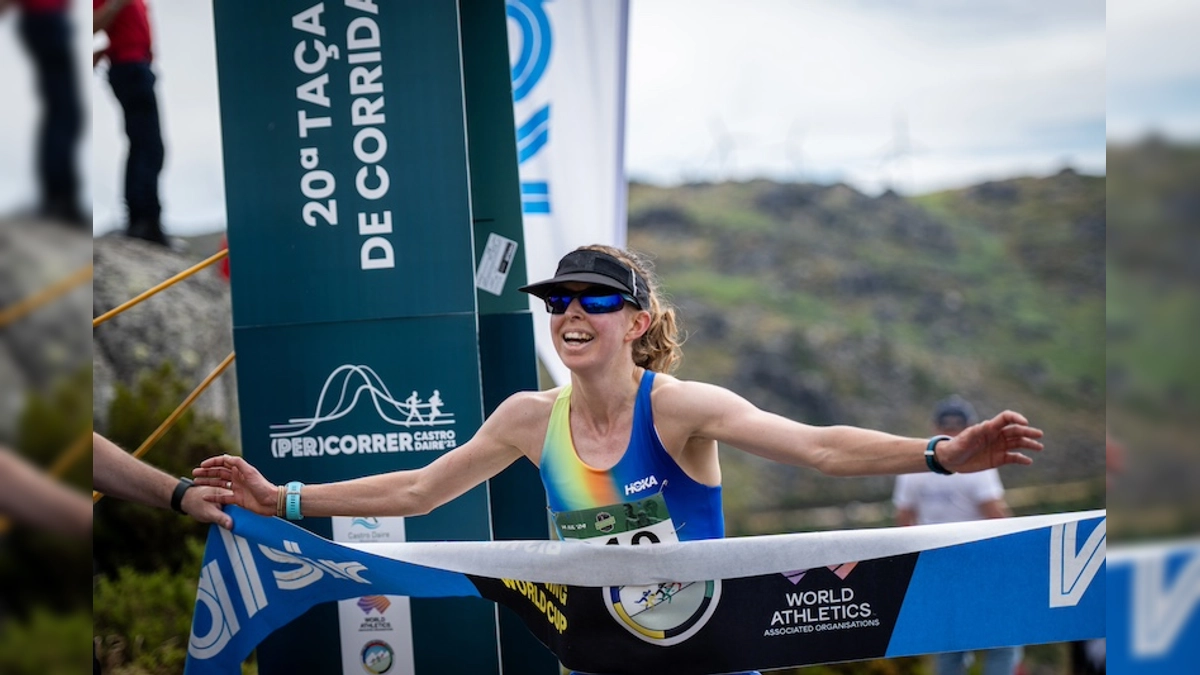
xmin=458 ymin=1 xmax=556 ymax=674
xmin=213 ymin=1 xmax=500 ymax=673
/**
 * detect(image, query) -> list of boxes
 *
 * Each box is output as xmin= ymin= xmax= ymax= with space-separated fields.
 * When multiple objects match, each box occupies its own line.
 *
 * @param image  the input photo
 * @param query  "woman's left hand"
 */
xmin=937 ymin=411 xmax=1044 ymax=473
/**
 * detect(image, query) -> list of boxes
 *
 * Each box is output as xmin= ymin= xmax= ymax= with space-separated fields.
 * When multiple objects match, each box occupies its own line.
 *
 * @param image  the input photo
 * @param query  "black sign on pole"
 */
xmin=213 ymin=0 xmax=504 ymax=672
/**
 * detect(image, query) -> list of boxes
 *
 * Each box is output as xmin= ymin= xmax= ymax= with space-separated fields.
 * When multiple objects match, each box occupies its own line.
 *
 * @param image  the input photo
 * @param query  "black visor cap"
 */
xmin=519 ymin=250 xmax=649 ymax=309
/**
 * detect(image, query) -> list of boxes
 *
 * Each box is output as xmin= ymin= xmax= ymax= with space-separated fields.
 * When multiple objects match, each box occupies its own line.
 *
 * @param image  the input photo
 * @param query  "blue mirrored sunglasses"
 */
xmin=544 ymin=290 xmax=638 ymax=314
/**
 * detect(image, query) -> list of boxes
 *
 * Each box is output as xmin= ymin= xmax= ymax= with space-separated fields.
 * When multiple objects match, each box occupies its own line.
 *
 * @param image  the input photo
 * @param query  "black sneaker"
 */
xmin=126 ymin=219 xmax=169 ymax=247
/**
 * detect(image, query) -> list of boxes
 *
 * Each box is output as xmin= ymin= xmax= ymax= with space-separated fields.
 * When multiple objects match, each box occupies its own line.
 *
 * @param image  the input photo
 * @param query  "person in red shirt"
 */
xmin=94 ymin=0 xmax=167 ymax=246
xmin=1 ymin=0 xmax=84 ymax=225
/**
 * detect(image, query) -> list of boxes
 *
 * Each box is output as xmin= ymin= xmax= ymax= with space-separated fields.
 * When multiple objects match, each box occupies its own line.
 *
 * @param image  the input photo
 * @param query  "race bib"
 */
xmin=553 ymin=494 xmax=720 ymax=646
xmin=552 ymin=493 xmax=679 ymax=546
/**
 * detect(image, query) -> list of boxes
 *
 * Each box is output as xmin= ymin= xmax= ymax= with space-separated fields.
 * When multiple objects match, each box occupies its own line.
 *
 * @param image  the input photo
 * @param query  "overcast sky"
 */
xmin=0 ymin=0 xmax=1192 ymax=236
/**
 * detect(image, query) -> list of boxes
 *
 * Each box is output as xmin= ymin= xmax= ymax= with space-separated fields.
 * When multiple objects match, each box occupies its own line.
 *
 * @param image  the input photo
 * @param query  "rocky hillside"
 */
xmin=627 ymin=170 xmax=1106 ymax=532
xmin=92 ymin=234 xmax=238 ymax=442
xmin=0 ymin=220 xmax=91 ymax=445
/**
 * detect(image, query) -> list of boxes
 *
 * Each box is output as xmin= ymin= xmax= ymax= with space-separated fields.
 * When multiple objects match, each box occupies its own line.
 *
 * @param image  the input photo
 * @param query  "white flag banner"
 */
xmin=507 ymin=0 xmax=630 ymax=385
xmin=186 ymin=507 xmax=1105 ymax=675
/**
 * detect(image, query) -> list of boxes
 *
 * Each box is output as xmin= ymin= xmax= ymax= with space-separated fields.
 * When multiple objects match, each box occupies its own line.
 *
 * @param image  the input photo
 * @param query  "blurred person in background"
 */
xmin=893 ymin=395 xmax=1022 ymax=675
xmin=0 ymin=432 xmax=228 ymax=549
xmin=1106 ymin=432 xmax=1124 ymax=489
xmin=0 ymin=0 xmax=85 ymax=225
xmin=0 ymin=444 xmax=91 ymax=538
xmin=93 ymin=0 xmax=167 ymax=246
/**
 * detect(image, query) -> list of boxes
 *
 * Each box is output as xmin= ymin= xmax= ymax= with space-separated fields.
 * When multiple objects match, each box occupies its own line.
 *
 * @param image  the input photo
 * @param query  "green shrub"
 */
xmin=0 ymin=367 xmax=92 ymax=619
xmin=93 ymin=539 xmax=205 ymax=674
xmin=0 ymin=606 xmax=94 ymax=675
xmin=16 ymin=364 xmax=91 ymax=490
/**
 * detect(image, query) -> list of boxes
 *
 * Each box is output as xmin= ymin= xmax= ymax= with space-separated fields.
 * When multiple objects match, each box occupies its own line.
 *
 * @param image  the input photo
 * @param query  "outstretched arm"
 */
xmin=93 ymin=433 xmax=232 ymax=529
xmin=661 ymin=380 xmax=1043 ymax=477
xmin=0 ymin=445 xmax=91 ymax=538
xmin=195 ymin=393 xmax=534 ymax=523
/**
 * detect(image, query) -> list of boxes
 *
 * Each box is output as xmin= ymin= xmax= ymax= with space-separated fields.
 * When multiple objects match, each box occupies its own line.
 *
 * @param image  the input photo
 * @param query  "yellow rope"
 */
xmin=0 ymin=248 xmax=235 ymax=529
xmin=48 ymin=427 xmax=93 ymax=477
xmin=93 ymin=351 xmax=236 ymax=503
xmin=0 ymin=264 xmax=93 ymax=329
xmin=93 ymin=248 xmax=229 ymax=327
xmin=0 ymin=428 xmax=93 ymax=534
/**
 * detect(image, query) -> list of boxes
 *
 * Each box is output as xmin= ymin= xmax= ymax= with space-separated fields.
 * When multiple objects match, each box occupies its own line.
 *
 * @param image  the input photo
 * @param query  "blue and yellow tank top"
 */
xmin=539 ymin=370 xmax=724 ymax=542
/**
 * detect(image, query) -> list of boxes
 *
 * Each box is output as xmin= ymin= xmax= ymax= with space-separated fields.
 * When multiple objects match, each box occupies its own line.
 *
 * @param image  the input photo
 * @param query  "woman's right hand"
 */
xmin=193 ymin=455 xmax=279 ymax=518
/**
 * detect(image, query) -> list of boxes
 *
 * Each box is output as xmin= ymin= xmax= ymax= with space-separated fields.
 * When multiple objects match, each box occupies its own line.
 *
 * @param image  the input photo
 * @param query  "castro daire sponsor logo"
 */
xmin=269 ymin=365 xmax=458 ymax=458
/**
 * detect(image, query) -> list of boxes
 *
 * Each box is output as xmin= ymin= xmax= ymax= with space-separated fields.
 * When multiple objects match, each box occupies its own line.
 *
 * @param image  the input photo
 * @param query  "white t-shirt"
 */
xmin=892 ymin=469 xmax=1005 ymax=525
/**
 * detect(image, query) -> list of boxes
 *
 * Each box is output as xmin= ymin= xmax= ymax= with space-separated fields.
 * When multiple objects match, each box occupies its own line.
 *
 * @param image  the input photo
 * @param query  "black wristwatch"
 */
xmin=171 ymin=477 xmax=195 ymax=514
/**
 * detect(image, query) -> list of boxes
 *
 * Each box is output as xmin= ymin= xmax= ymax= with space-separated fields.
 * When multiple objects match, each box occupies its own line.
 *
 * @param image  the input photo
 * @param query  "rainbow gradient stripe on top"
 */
xmin=540 ymin=390 xmax=637 ymax=510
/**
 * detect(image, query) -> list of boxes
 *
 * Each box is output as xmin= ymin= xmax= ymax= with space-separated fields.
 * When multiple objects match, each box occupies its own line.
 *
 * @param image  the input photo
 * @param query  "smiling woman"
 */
xmin=194 ymin=243 xmax=1044 ymax=675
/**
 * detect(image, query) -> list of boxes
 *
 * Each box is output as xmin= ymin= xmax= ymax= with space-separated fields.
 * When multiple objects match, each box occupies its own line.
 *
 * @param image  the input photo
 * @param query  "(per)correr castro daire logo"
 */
xmin=269 ymin=365 xmax=458 ymax=459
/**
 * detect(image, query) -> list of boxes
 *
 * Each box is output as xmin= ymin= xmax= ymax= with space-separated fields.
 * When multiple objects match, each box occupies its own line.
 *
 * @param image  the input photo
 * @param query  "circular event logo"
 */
xmin=603 ymin=580 xmax=722 ymax=646
xmin=595 ymin=511 xmax=615 ymax=533
xmin=360 ymin=639 xmax=394 ymax=674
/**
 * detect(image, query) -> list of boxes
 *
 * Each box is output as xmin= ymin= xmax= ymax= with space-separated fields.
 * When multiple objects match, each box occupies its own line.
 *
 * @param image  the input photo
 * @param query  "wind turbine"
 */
xmin=704 ymin=117 xmax=738 ymax=182
xmin=784 ymin=118 xmax=807 ymax=183
xmin=876 ymin=108 xmax=926 ymax=194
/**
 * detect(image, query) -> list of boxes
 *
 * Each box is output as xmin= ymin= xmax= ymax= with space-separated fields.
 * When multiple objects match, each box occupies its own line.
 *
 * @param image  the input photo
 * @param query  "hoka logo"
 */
xmin=624 ymin=475 xmax=658 ymax=496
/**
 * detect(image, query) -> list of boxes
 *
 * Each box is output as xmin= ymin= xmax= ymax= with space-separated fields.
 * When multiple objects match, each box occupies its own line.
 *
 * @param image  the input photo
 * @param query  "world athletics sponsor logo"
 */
xmin=764 ymin=561 xmax=886 ymax=638
xmin=355 ymin=595 xmax=394 ymax=633
xmin=357 ymin=595 xmax=391 ymax=615
xmin=268 ymin=365 xmax=459 ymax=459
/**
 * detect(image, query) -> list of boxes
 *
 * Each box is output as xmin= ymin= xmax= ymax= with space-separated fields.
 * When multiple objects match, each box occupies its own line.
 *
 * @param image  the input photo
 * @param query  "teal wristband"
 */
xmin=925 ymin=435 xmax=954 ymax=475
xmin=285 ymin=481 xmax=304 ymax=520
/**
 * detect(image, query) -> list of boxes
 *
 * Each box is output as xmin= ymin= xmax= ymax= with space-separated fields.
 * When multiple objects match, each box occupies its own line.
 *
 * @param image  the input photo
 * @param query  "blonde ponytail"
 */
xmin=578 ymin=245 xmax=683 ymax=373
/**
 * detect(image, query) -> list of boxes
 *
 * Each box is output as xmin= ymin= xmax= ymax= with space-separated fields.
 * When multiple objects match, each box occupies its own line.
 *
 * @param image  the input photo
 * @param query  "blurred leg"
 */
xmin=980 ymin=646 xmax=1023 ymax=675
xmin=17 ymin=11 xmax=83 ymax=224
xmin=933 ymin=651 xmax=967 ymax=675
xmin=108 ymin=61 xmax=166 ymax=245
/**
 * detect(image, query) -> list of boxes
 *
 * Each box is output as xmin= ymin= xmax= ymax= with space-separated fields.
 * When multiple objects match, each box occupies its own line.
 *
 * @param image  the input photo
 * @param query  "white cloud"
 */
xmin=1107 ymin=0 xmax=1200 ymax=141
xmin=0 ymin=1 xmax=1152 ymax=234
xmin=626 ymin=0 xmax=1105 ymax=192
